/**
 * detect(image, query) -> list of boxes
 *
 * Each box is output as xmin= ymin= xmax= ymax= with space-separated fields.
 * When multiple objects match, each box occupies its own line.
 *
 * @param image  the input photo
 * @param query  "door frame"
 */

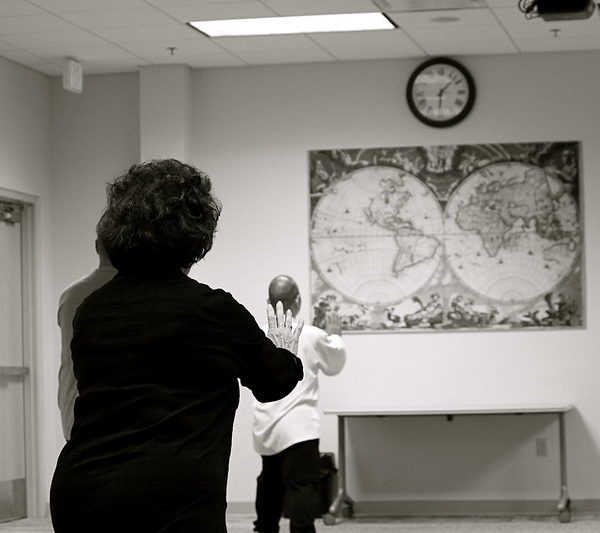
xmin=0 ymin=186 xmax=41 ymax=518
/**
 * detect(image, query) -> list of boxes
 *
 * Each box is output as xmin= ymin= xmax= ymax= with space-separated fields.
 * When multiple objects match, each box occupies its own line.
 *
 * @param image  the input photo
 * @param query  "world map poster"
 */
xmin=309 ymin=142 xmax=584 ymax=333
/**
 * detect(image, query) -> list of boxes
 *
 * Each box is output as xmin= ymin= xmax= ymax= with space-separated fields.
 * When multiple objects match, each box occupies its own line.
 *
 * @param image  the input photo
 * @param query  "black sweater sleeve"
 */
xmin=220 ymin=291 xmax=303 ymax=402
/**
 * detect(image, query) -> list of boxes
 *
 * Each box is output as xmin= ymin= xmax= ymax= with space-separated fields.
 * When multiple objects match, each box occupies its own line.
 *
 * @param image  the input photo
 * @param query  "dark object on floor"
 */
xmin=318 ymin=453 xmax=338 ymax=516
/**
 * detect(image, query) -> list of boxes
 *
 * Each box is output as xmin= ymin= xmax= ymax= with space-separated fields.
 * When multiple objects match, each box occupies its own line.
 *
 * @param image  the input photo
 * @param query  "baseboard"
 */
xmin=227 ymin=501 xmax=255 ymax=514
xmin=350 ymin=499 xmax=600 ymax=517
xmin=227 ymin=499 xmax=600 ymax=517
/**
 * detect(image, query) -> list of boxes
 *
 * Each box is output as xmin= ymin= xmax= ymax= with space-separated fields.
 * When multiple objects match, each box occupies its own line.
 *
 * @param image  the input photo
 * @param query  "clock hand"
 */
xmin=437 ymin=82 xmax=452 ymax=99
xmin=437 ymin=80 xmax=454 ymax=108
xmin=438 ymin=80 xmax=453 ymax=100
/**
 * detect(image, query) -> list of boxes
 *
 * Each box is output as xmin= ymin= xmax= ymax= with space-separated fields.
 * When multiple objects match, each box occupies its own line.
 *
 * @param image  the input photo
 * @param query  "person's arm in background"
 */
xmin=57 ymin=290 xmax=78 ymax=441
xmin=315 ymin=310 xmax=346 ymax=376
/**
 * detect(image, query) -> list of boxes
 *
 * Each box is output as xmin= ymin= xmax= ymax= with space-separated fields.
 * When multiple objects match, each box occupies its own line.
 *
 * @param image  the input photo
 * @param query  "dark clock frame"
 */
xmin=406 ymin=57 xmax=476 ymax=128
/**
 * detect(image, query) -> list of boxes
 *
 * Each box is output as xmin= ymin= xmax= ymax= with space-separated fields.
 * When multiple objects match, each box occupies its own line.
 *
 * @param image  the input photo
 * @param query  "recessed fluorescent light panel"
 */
xmin=188 ymin=13 xmax=395 ymax=37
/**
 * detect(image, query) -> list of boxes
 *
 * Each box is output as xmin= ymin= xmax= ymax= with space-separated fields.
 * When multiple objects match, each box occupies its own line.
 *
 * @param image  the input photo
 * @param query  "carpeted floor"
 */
xmin=2 ymin=514 xmax=600 ymax=532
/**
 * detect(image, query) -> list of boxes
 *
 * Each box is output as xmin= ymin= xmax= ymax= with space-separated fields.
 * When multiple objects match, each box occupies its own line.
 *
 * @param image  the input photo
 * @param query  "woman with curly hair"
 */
xmin=50 ymin=159 xmax=304 ymax=533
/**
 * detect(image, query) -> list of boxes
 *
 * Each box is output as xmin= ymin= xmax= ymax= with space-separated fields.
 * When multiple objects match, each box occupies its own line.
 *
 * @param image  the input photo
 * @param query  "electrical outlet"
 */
xmin=536 ymin=438 xmax=548 ymax=457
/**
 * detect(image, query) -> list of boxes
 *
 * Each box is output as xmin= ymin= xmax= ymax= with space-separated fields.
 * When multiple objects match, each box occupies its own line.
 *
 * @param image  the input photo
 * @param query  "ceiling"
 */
xmin=0 ymin=0 xmax=599 ymax=77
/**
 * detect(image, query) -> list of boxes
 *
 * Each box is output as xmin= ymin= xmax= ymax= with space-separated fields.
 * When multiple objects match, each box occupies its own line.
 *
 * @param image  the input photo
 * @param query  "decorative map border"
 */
xmin=309 ymin=142 xmax=584 ymax=333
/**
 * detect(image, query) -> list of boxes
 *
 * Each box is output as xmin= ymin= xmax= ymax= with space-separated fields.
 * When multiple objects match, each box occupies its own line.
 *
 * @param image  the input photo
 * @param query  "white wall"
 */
xmin=47 ymin=72 xmax=140 ymax=500
xmin=187 ymin=51 xmax=600 ymax=506
xmin=50 ymin=73 xmax=140 ymax=294
xmin=0 ymin=56 xmax=52 ymax=515
xmin=21 ymin=49 xmax=600 ymax=512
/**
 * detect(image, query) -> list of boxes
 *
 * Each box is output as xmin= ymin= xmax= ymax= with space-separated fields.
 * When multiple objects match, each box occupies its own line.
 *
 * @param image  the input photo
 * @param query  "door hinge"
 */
xmin=0 ymin=201 xmax=22 ymax=225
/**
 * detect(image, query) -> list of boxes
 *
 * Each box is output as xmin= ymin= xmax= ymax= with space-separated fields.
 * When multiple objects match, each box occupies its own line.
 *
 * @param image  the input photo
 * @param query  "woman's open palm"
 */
xmin=267 ymin=301 xmax=304 ymax=355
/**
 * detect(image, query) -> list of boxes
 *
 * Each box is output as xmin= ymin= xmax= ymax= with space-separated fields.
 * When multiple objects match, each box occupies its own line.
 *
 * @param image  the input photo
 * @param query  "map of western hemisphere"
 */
xmin=309 ymin=142 xmax=583 ymax=332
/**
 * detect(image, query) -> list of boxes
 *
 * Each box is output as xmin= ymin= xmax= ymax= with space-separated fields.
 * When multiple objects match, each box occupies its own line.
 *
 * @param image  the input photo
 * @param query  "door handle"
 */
xmin=0 ymin=366 xmax=29 ymax=377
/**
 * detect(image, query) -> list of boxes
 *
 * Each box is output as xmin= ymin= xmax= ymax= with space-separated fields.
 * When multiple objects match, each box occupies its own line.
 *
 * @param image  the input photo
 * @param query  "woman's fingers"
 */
xmin=291 ymin=319 xmax=304 ymax=353
xmin=267 ymin=304 xmax=276 ymax=330
xmin=294 ymin=319 xmax=304 ymax=339
xmin=275 ymin=301 xmax=285 ymax=328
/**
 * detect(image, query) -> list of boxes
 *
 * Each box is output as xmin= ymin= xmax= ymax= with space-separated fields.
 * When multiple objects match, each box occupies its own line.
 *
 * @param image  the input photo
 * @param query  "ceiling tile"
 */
xmin=484 ymin=0 xmax=518 ymax=6
xmin=123 ymin=37 xmax=225 ymax=57
xmin=0 ymin=13 xmax=80 ymax=34
xmin=59 ymin=8 xmax=176 ymax=29
xmin=0 ymin=1 xmax=46 ymax=16
xmin=136 ymin=50 xmax=245 ymax=67
xmin=235 ymin=46 xmax=335 ymax=65
xmin=27 ymin=0 xmax=147 ymax=12
xmin=50 ymin=49 xmax=149 ymax=74
xmin=420 ymin=39 xmax=518 ymax=55
xmin=319 ymin=47 xmax=420 ymax=61
xmin=28 ymin=62 xmax=64 ymax=75
xmin=146 ymin=0 xmax=250 ymax=5
xmin=214 ymin=34 xmax=324 ymax=53
xmin=0 ymin=38 xmax=19 ymax=51
xmin=0 ymin=28 xmax=108 ymax=48
xmin=0 ymin=48 xmax=49 ymax=66
xmin=374 ymin=0 xmax=487 ymax=10
xmin=91 ymin=24 xmax=199 ymax=43
xmin=156 ymin=1 xmax=274 ymax=24
xmin=515 ymin=35 xmax=600 ymax=53
xmin=388 ymin=7 xmax=499 ymax=27
xmin=310 ymin=29 xmax=424 ymax=58
xmin=405 ymin=24 xmax=510 ymax=42
xmin=81 ymin=63 xmax=145 ymax=74
xmin=28 ymin=42 xmax=147 ymax=63
xmin=15 ymin=43 xmax=146 ymax=74
xmin=490 ymin=5 xmax=540 ymax=25
xmin=183 ymin=54 xmax=246 ymax=67
xmin=259 ymin=0 xmax=378 ymax=16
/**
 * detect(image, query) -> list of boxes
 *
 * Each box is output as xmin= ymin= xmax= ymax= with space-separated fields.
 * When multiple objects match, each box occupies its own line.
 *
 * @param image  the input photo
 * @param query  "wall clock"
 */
xmin=406 ymin=57 xmax=476 ymax=128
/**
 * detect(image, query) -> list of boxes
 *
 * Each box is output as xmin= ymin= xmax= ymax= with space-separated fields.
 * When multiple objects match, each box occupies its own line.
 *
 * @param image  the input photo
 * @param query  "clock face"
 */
xmin=407 ymin=58 xmax=475 ymax=127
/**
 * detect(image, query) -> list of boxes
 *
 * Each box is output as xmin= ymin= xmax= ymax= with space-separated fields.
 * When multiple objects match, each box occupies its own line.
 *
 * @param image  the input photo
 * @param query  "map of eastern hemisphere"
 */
xmin=445 ymin=162 xmax=580 ymax=302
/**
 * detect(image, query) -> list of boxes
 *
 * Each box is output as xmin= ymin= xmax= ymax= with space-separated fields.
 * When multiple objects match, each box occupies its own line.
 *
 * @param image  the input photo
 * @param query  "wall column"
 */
xmin=139 ymin=65 xmax=192 ymax=162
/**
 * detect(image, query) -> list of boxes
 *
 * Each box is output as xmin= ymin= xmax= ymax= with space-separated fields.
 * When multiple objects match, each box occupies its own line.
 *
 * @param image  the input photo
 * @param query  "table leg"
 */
xmin=557 ymin=411 xmax=571 ymax=523
xmin=323 ymin=416 xmax=354 ymax=525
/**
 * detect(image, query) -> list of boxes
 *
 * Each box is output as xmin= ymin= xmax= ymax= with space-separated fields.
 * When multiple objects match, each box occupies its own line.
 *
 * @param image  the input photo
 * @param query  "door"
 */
xmin=0 ymin=200 xmax=27 ymax=521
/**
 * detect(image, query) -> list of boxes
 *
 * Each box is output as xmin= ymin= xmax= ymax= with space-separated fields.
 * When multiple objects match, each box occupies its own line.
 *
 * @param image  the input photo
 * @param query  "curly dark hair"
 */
xmin=97 ymin=159 xmax=222 ymax=272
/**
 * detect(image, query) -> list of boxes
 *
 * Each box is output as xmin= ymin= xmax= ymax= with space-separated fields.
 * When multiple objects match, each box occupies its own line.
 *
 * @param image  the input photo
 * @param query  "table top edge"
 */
xmin=323 ymin=404 xmax=575 ymax=416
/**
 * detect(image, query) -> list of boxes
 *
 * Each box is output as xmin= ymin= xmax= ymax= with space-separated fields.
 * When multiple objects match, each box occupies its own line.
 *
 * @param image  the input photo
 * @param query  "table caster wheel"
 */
xmin=323 ymin=513 xmax=336 ymax=525
xmin=559 ymin=509 xmax=571 ymax=523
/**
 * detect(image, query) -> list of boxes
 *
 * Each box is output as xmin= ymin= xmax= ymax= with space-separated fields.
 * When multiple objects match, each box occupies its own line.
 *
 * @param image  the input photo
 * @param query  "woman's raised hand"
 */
xmin=267 ymin=301 xmax=304 ymax=355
